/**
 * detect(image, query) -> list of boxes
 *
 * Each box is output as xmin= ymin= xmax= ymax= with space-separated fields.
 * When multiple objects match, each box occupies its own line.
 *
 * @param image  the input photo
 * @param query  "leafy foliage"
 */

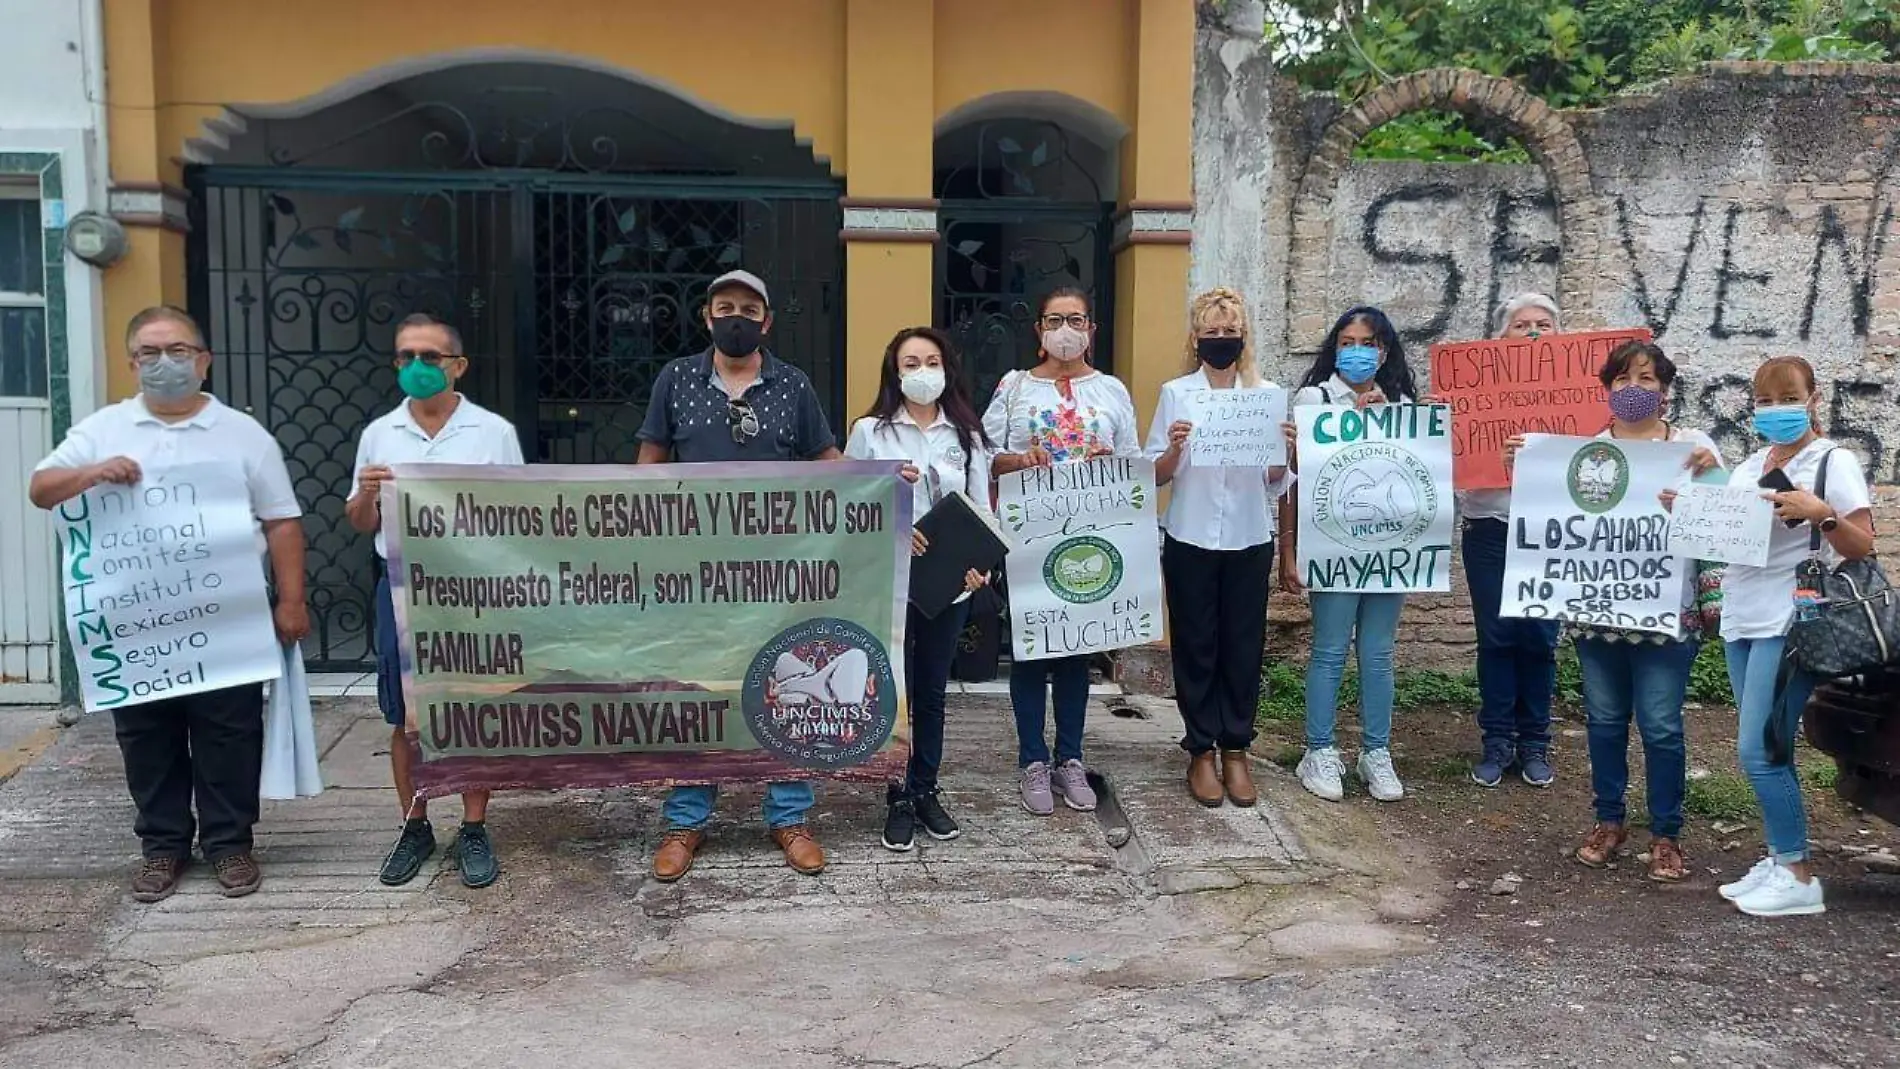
xmin=1687 ymin=641 xmax=1735 ymax=705
xmin=1262 ymin=0 xmax=1898 ymax=161
xmin=1257 ymin=658 xmax=1483 ymax=725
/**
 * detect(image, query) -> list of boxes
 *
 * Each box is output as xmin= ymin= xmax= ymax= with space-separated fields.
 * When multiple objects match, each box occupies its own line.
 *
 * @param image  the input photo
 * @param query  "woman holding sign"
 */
xmin=1706 ymin=356 xmax=1875 ymax=917
xmin=844 ymin=327 xmax=994 ymax=853
xmin=1279 ymin=306 xmax=1419 ymax=804
xmin=984 ymin=288 xmax=1141 ymax=817
xmin=1502 ymin=341 xmax=1722 ymax=883
xmin=1147 ymin=288 xmax=1295 ymax=808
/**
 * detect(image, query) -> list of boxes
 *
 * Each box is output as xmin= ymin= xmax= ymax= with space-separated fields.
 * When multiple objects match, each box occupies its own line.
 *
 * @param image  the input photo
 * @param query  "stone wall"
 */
xmin=1191 ymin=2 xmax=1900 ymax=668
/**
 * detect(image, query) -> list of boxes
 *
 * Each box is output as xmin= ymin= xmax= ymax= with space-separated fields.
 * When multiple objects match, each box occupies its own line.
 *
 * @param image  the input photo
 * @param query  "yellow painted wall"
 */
xmin=100 ymin=0 xmax=1193 ymax=412
xmin=934 ymin=0 xmax=1133 ymax=127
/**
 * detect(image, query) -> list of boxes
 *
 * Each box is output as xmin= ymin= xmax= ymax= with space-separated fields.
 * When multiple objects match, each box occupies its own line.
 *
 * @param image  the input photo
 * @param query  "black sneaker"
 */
xmin=378 ymin=818 xmax=436 ymax=886
xmin=881 ymin=787 xmax=916 ymax=853
xmin=455 ymin=822 xmax=499 ymax=889
xmin=913 ymin=789 xmax=961 ymax=841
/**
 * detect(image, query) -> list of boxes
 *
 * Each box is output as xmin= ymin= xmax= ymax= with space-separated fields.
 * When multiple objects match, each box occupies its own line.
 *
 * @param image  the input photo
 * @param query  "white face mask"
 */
xmin=899 ymin=365 xmax=946 ymax=406
xmin=1042 ymin=325 xmax=1090 ymax=361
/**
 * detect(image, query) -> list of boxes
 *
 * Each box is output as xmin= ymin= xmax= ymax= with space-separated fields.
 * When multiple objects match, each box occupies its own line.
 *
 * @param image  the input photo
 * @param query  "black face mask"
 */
xmin=710 ymin=315 xmax=765 ymax=358
xmin=1197 ymin=336 xmax=1244 ymax=370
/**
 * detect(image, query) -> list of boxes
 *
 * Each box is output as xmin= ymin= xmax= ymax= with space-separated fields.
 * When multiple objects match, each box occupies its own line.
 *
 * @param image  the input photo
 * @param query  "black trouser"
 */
xmin=110 ymin=683 xmax=266 ymax=863
xmin=1162 ymin=535 xmax=1273 ymax=754
xmin=904 ymin=599 xmax=970 ymax=796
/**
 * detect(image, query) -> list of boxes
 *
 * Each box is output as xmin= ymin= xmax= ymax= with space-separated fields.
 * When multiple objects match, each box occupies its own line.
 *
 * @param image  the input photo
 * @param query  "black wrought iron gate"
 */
xmin=186 ymin=168 xmax=842 ymax=669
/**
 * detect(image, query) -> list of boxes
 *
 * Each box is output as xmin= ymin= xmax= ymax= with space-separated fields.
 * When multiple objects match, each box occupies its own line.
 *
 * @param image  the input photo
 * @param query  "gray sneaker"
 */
xmin=1052 ymin=759 xmax=1098 ymax=812
xmin=1020 ymin=762 xmax=1055 ymax=816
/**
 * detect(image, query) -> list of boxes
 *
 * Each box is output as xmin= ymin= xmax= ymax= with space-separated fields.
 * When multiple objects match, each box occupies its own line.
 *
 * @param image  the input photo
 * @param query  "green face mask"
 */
xmin=399 ymin=359 xmax=450 ymax=400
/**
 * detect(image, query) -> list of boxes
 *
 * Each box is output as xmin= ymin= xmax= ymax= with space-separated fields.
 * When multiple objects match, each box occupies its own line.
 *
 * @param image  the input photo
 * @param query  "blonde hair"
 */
xmin=1183 ymin=287 xmax=1261 ymax=386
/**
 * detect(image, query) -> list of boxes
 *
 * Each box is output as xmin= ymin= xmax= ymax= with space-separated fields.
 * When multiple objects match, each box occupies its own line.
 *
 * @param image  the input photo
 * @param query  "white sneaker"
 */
xmin=1357 ymin=748 xmax=1405 ymax=802
xmin=1733 ymin=865 xmax=1826 ymax=918
xmin=1297 ymin=747 xmax=1346 ymax=802
xmin=1718 ymin=857 xmax=1777 ymax=901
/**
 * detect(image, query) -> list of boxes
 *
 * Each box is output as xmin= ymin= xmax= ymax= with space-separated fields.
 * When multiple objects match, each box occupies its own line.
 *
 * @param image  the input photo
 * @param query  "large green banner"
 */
xmin=383 ymin=462 xmax=912 ymax=799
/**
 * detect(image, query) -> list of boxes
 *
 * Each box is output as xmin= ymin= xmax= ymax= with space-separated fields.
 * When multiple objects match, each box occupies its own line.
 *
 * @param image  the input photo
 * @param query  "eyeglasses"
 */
xmin=132 ymin=344 xmax=206 ymax=366
xmin=727 ymin=398 xmax=760 ymax=444
xmin=1039 ymin=314 xmax=1091 ymax=331
xmin=395 ymin=349 xmax=459 ymax=368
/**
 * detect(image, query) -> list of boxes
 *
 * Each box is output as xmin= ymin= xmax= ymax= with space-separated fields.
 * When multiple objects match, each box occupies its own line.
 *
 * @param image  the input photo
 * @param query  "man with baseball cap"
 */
xmin=636 ymin=269 xmax=841 ymax=881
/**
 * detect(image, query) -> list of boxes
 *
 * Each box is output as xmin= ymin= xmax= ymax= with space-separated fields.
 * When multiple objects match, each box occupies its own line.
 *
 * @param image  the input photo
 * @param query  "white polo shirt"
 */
xmin=353 ymin=395 xmax=525 ymax=558
xmin=1144 ymin=369 xmax=1288 ymax=552
xmin=844 ymin=410 xmax=995 ymax=523
xmin=35 ymin=395 xmax=302 ymax=548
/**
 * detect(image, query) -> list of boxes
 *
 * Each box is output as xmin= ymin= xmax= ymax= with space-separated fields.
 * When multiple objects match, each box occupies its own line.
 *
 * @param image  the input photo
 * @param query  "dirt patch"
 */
xmin=1255 ymin=698 xmax=1900 ymax=1061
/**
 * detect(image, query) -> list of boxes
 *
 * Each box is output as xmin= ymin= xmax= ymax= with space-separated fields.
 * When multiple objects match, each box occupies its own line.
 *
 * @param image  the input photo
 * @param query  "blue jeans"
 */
xmin=1464 ymin=518 xmax=1560 ymax=751
xmin=1727 ymin=636 xmax=1816 ymax=863
xmin=1010 ymin=655 xmax=1090 ymax=767
xmin=1304 ymin=591 xmax=1405 ymax=751
xmin=1575 ymin=637 xmax=1695 ymax=838
xmin=664 ymin=782 xmax=814 ymax=831
xmin=905 ymin=600 xmax=970 ymax=795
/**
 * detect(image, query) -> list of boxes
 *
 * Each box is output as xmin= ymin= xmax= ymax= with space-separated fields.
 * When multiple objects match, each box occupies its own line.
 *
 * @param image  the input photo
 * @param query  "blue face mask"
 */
xmin=1335 ymin=344 xmax=1381 ymax=385
xmin=1752 ymin=404 xmax=1811 ymax=445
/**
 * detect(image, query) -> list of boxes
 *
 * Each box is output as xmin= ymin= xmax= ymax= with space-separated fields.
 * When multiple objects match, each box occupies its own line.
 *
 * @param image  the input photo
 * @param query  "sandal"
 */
xmin=1647 ymin=837 xmax=1687 ymax=882
xmin=1574 ymin=823 xmax=1627 ymax=868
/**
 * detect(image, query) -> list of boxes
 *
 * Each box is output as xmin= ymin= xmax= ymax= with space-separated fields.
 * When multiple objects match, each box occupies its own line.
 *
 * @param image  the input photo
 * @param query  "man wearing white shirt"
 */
xmin=29 ymin=305 xmax=309 ymax=903
xmin=346 ymin=313 xmax=524 ymax=890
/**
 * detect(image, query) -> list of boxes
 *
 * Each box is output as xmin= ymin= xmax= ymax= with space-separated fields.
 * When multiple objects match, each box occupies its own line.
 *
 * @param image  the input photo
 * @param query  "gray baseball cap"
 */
xmin=707 ymin=269 xmax=770 ymax=308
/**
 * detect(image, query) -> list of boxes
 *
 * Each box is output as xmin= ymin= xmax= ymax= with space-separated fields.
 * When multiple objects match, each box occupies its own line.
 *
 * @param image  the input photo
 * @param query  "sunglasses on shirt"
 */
xmin=727 ymin=398 xmax=761 ymax=444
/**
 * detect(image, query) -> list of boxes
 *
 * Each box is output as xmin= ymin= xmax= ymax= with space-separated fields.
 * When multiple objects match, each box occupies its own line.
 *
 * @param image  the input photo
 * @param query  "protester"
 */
xmin=347 ymin=313 xmax=522 ymax=890
xmin=1279 ymin=306 xmax=1418 ymax=804
xmin=29 ymin=305 xmax=309 ymax=903
xmin=984 ymin=287 xmax=1140 ymax=816
xmin=1502 ymin=341 xmax=1721 ymax=882
xmin=1465 ymin=293 xmax=1566 ymax=789
xmin=636 ymin=269 xmax=840 ymax=881
xmin=1708 ymin=356 xmax=1875 ymax=917
xmin=1146 ymin=288 xmax=1294 ymax=808
xmin=844 ymin=327 xmax=993 ymax=852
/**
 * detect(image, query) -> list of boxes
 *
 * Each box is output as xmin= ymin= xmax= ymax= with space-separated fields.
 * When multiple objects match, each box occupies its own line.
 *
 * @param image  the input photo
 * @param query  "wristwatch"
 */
xmin=1820 ymin=511 xmax=1840 ymax=533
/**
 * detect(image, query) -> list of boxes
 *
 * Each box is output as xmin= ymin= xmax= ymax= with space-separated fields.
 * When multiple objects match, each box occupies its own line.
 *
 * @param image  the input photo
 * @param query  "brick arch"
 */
xmin=1284 ymin=68 xmax=1601 ymax=355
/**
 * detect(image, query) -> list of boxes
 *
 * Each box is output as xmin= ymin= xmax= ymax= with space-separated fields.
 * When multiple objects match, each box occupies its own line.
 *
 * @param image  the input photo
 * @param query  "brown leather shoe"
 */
xmin=1220 ymin=750 xmax=1258 ymax=808
xmin=213 ymin=852 xmax=262 ymax=898
xmin=1647 ymin=837 xmax=1687 ymax=882
xmin=771 ymin=824 xmax=826 ymax=875
xmin=1187 ymin=751 xmax=1223 ymax=807
xmin=130 ymin=857 xmax=188 ymax=903
xmin=1574 ymin=822 xmax=1627 ymax=868
xmin=652 ymin=829 xmax=705 ymax=883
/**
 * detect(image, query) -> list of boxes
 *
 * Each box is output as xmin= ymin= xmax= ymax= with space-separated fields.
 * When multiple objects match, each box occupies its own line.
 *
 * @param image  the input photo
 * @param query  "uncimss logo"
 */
xmin=742 ymin=618 xmax=898 ymax=769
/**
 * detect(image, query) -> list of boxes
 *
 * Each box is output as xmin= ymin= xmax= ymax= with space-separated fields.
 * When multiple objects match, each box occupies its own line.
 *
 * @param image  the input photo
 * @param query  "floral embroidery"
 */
xmin=1027 ymin=399 xmax=1104 ymax=462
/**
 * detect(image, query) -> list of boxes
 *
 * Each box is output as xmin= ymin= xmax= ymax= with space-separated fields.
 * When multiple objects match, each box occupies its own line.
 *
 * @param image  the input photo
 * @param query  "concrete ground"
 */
xmin=0 ymin=694 xmax=1891 ymax=1069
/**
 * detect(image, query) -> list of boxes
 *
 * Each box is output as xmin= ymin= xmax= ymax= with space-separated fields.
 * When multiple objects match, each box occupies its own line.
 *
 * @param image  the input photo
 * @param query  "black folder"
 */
xmin=910 ymin=491 xmax=1012 ymax=619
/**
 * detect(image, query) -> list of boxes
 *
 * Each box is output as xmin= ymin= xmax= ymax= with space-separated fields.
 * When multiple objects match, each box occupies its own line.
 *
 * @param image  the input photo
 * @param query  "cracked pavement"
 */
xmin=0 ymin=695 xmax=1892 ymax=1068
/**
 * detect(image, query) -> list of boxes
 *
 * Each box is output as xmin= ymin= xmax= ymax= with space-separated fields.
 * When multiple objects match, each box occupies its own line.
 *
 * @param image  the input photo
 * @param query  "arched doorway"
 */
xmin=185 ymin=61 xmax=843 ymax=668
xmin=933 ymin=101 xmax=1122 ymax=402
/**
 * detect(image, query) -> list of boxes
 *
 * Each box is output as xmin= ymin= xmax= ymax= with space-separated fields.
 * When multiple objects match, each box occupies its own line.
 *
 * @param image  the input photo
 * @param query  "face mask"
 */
xmin=899 ymin=366 xmax=946 ymax=406
xmin=399 ymin=359 xmax=451 ymax=401
xmin=1752 ymin=404 xmax=1812 ymax=445
xmin=1608 ymin=385 xmax=1663 ymax=424
xmin=1335 ymin=344 xmax=1381 ymax=385
xmin=1042 ymin=325 xmax=1090 ymax=362
xmin=711 ymin=315 xmax=765 ymax=358
xmin=1197 ymin=337 xmax=1244 ymax=370
xmin=138 ymin=355 xmax=202 ymax=403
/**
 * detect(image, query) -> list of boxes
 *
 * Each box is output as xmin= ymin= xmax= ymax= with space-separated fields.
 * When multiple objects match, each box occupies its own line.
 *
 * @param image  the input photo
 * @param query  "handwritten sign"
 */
xmin=1186 ymin=385 xmax=1289 ymax=468
xmin=1668 ymin=481 xmax=1774 ymax=568
xmin=386 ymin=462 xmax=913 ymax=800
xmin=998 ymin=457 xmax=1162 ymax=660
xmin=1428 ymin=328 xmax=1651 ymax=490
xmin=1501 ymin=435 xmax=1694 ymax=636
xmin=1295 ymin=404 xmax=1455 ymax=592
xmin=53 ymin=464 xmax=280 ymax=712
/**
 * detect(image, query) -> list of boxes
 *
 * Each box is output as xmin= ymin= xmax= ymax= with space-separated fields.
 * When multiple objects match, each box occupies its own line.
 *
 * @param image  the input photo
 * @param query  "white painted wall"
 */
xmin=0 ymin=0 xmax=106 ymax=704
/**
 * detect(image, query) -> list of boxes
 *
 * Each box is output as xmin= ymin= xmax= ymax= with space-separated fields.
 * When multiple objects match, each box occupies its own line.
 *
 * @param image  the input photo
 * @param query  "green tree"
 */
xmin=1262 ymin=0 xmax=1897 ymax=161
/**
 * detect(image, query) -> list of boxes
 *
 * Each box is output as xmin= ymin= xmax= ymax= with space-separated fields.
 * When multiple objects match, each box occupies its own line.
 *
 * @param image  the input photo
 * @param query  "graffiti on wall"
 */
xmin=1321 ymin=170 xmax=1896 ymax=482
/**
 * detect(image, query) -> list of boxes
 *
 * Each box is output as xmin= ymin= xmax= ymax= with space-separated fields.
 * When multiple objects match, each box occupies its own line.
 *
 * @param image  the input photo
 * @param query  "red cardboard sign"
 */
xmin=1427 ymin=328 xmax=1652 ymax=490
